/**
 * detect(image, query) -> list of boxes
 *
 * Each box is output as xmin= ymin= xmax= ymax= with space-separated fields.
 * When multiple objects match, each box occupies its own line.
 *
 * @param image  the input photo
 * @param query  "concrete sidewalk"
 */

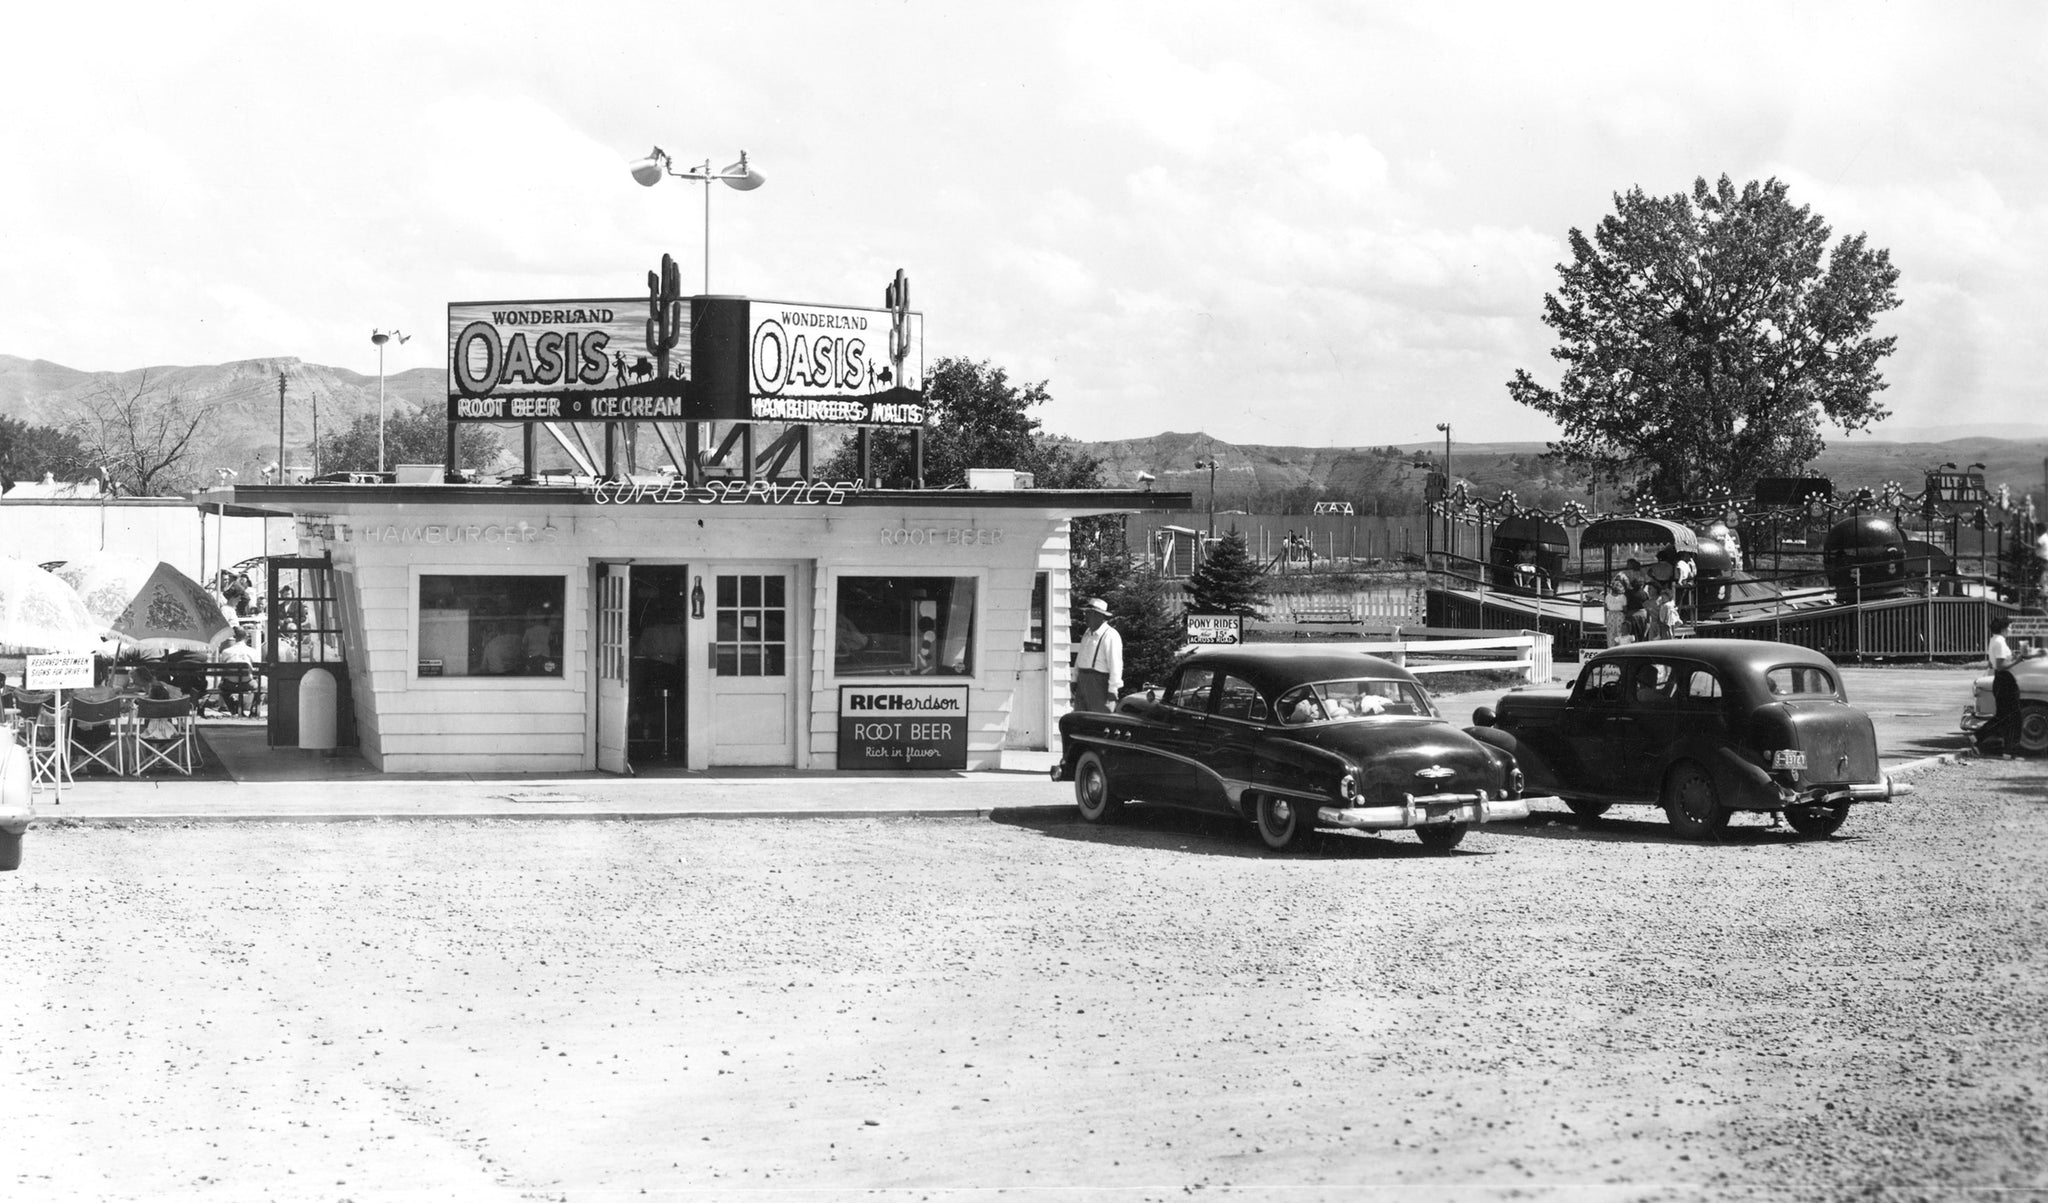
xmin=23 ymin=665 xmax=1980 ymax=824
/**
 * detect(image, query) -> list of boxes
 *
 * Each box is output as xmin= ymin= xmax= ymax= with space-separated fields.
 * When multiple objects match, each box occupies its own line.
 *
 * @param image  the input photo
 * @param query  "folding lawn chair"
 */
xmin=67 ymin=696 xmax=129 ymax=777
xmin=12 ymin=691 xmax=71 ymax=787
xmin=128 ymin=696 xmax=198 ymax=776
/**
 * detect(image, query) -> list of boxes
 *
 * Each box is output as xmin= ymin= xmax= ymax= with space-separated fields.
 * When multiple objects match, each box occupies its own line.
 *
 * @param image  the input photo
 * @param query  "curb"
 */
xmin=1885 ymin=753 xmax=1964 ymax=777
xmin=30 ymin=804 xmax=1080 ymax=829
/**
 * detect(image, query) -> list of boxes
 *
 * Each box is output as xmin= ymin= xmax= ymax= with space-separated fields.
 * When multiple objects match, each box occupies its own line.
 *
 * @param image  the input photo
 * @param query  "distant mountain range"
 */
xmin=4 ymin=355 xmax=2045 ymax=506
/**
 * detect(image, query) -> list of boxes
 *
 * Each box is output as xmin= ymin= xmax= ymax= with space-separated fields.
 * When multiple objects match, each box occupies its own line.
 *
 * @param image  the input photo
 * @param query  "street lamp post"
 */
xmin=1193 ymin=456 xmax=1220 ymax=537
xmin=1435 ymin=422 xmax=1453 ymax=561
xmin=372 ymin=329 xmax=410 ymax=475
xmin=627 ymin=147 xmax=767 ymax=292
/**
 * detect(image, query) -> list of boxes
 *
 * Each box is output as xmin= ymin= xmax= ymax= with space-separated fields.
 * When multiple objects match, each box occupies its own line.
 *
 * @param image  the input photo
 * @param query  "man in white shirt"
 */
xmin=1072 ymin=597 xmax=1124 ymax=713
xmin=215 ymin=629 xmax=263 ymax=716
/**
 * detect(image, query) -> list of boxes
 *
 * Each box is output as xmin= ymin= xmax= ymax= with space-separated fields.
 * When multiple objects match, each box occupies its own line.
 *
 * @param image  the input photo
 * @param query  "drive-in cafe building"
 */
xmin=220 ymin=277 xmax=1183 ymax=775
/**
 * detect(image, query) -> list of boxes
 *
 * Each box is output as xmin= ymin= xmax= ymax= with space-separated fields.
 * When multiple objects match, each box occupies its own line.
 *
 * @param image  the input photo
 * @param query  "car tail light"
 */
xmin=1339 ymin=773 xmax=1359 ymax=800
xmin=1768 ymin=749 xmax=1807 ymax=771
xmin=1509 ymin=767 xmax=1525 ymax=797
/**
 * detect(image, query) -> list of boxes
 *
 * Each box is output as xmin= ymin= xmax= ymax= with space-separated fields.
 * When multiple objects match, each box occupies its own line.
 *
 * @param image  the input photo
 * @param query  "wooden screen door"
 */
xmin=596 ymin=563 xmax=631 ymax=774
xmin=705 ymin=565 xmax=797 ymax=766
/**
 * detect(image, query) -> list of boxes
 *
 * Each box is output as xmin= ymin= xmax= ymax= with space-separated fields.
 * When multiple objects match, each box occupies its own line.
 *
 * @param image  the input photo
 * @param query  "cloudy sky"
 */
xmin=5 ymin=1 xmax=2044 ymax=448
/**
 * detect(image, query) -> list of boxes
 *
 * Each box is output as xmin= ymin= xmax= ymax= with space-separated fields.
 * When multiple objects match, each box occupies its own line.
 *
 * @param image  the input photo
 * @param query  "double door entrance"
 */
xmin=595 ymin=562 xmax=799 ymax=773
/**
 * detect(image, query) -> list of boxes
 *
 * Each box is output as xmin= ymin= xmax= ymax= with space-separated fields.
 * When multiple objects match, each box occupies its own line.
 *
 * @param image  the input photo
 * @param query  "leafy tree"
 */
xmin=0 ymin=416 xmax=90 ymax=491
xmin=316 ymin=405 xmax=505 ymax=476
xmin=1507 ymin=175 xmax=1902 ymax=503
xmin=65 ymin=372 xmax=221 ymax=495
xmin=1185 ymin=529 xmax=1266 ymax=617
xmin=819 ymin=356 xmax=1102 ymax=488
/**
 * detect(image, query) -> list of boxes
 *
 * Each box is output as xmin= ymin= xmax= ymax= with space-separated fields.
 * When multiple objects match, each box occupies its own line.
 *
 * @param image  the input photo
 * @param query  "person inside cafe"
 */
xmin=216 ymin=628 xmax=261 ymax=716
xmin=480 ymin=624 xmax=527 ymax=674
xmin=1072 ymin=597 xmax=1123 ymax=713
xmin=522 ymin=605 xmax=560 ymax=672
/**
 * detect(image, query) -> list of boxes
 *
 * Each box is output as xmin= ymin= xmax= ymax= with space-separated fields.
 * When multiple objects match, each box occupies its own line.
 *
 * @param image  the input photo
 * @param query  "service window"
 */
xmin=418 ymin=575 xmax=565 ymax=677
xmin=835 ymin=576 xmax=977 ymax=677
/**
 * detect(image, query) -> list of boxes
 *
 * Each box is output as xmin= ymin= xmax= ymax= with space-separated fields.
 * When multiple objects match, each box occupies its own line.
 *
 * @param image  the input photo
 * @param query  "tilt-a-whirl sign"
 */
xmin=446 ymin=267 xmax=925 ymax=428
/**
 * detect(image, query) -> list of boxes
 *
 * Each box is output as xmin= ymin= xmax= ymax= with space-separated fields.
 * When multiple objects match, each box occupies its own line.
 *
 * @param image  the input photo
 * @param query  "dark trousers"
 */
xmin=1073 ymin=669 xmax=1113 ymax=713
xmin=1988 ymin=669 xmax=2021 ymax=745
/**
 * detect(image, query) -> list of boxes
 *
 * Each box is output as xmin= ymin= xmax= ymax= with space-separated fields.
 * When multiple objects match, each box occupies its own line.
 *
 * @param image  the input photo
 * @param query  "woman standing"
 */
xmin=1603 ymin=574 xmax=1630 ymax=647
xmin=1980 ymin=615 xmax=2039 ymax=752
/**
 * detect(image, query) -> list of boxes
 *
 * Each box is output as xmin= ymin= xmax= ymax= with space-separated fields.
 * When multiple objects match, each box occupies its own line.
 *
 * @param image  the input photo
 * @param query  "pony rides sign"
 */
xmin=445 ymin=265 xmax=925 ymax=428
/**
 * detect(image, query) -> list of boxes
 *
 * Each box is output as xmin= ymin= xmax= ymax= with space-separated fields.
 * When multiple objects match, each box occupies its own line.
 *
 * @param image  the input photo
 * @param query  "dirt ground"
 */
xmin=3 ymin=758 xmax=2045 ymax=1202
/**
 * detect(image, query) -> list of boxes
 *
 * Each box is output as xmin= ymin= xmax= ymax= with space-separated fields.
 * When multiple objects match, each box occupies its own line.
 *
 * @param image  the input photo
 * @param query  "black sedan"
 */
xmin=1468 ymin=638 xmax=1910 ymax=838
xmin=1052 ymin=647 xmax=1543 ymax=852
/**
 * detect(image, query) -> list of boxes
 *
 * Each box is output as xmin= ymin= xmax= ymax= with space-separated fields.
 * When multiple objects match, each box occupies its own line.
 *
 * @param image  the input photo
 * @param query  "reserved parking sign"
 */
xmin=25 ymin=654 xmax=94 ymax=690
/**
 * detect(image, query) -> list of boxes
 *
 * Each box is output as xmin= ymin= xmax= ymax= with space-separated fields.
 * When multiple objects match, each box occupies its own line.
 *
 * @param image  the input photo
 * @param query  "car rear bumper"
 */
xmin=1315 ymin=793 xmax=1539 ymax=830
xmin=1825 ymin=777 xmax=1913 ymax=804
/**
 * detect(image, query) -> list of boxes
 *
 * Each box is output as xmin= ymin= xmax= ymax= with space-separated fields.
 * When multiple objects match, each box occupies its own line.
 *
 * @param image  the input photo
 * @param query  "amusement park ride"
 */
xmin=1423 ymin=467 xmax=2046 ymax=661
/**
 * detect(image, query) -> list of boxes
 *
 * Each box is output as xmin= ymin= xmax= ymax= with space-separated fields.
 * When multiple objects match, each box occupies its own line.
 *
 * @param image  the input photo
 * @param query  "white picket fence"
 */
xmin=1245 ymin=622 xmax=1554 ymax=684
xmin=1358 ymin=629 xmax=1554 ymax=685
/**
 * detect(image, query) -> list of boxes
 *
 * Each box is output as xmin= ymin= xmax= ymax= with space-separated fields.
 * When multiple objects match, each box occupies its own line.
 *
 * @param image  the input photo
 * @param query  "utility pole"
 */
xmin=278 ymin=371 xmax=287 ymax=480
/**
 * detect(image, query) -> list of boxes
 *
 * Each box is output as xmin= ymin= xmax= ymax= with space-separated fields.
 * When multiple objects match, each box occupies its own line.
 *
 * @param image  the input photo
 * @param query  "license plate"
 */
xmin=1770 ymin=750 xmax=1807 ymax=771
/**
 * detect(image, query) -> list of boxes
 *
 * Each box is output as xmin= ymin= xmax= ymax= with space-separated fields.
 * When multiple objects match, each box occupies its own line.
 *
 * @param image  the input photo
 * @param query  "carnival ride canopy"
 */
xmin=1492 ymin=515 xmax=1570 ymax=554
xmin=1580 ymin=517 xmax=1701 ymax=555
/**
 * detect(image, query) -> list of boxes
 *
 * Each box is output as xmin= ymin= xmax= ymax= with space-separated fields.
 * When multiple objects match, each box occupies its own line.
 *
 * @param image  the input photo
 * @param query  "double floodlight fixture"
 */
xmin=629 ymin=147 xmax=766 ymax=192
xmin=627 ymin=146 xmax=766 ymax=292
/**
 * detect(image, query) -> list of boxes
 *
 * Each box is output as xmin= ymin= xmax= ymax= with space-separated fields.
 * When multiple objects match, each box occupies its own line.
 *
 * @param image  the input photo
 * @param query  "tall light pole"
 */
xmin=372 ymin=329 xmax=410 ymax=474
xmin=1435 ymin=422 xmax=1453 ymax=561
xmin=1193 ymin=455 xmax=1220 ymax=537
xmin=627 ymin=147 xmax=767 ymax=292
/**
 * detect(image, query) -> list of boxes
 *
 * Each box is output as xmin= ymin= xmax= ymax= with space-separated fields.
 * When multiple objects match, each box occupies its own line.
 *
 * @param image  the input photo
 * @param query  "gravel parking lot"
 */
xmin=3 ymin=757 xmax=2044 ymax=1201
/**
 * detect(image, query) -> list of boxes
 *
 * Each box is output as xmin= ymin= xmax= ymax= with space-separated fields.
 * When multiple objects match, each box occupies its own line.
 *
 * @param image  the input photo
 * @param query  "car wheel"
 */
xmin=1073 ymin=751 xmax=1125 ymax=824
xmin=1784 ymin=801 xmax=1850 ymax=837
xmin=2019 ymin=703 xmax=2048 ymax=757
xmin=1254 ymin=793 xmax=1313 ymax=852
xmin=1661 ymin=760 xmax=1728 ymax=838
xmin=1563 ymin=798 xmax=1611 ymax=819
xmin=1415 ymin=822 xmax=1467 ymax=852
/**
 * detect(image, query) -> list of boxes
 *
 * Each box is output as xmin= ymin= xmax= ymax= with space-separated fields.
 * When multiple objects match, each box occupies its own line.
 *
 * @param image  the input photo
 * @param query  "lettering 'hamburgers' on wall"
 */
xmin=446 ymin=289 xmax=925 ymax=428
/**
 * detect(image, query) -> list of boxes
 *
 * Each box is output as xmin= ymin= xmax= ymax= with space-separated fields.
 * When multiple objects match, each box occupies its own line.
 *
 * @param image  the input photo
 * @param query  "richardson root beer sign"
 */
xmin=837 ymin=684 xmax=967 ymax=770
xmin=447 ymin=273 xmax=926 ymax=428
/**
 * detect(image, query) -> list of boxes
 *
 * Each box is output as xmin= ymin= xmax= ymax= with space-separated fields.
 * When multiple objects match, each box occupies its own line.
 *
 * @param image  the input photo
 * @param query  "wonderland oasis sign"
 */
xmin=446 ymin=282 xmax=925 ymax=428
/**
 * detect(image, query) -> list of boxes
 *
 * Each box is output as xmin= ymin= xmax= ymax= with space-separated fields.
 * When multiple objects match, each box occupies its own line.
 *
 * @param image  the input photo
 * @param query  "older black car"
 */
xmin=1469 ymin=639 xmax=1909 ymax=838
xmin=1052 ymin=647 xmax=1542 ymax=852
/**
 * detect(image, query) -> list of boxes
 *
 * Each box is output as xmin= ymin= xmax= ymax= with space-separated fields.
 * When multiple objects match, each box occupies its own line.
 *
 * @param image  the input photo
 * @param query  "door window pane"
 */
xmin=711 ymin=572 xmax=786 ymax=678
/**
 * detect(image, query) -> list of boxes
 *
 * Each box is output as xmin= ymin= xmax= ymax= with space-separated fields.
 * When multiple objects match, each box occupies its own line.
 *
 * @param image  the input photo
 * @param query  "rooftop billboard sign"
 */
xmin=446 ymin=274 xmax=924 ymax=428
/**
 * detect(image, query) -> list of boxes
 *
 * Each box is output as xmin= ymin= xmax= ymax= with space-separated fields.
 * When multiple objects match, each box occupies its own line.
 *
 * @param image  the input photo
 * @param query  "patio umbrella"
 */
xmin=53 ymin=554 xmax=231 ymax=656
xmin=0 ymin=557 xmax=101 ymax=656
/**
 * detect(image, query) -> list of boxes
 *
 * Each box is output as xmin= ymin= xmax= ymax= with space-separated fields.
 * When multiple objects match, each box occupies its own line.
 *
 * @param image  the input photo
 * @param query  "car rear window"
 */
xmin=1275 ymin=678 xmax=1432 ymax=723
xmin=1764 ymin=665 xmax=1838 ymax=697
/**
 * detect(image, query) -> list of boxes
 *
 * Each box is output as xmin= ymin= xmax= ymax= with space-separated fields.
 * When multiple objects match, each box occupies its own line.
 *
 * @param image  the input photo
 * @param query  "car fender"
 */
xmin=1465 ymin=724 xmax=1558 ymax=792
xmin=1710 ymin=743 xmax=1778 ymax=809
xmin=1240 ymin=737 xmax=1358 ymax=818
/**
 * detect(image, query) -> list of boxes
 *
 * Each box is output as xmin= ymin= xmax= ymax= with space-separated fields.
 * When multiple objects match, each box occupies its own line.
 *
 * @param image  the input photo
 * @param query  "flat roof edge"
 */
xmin=220 ymin=485 xmax=1194 ymax=513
